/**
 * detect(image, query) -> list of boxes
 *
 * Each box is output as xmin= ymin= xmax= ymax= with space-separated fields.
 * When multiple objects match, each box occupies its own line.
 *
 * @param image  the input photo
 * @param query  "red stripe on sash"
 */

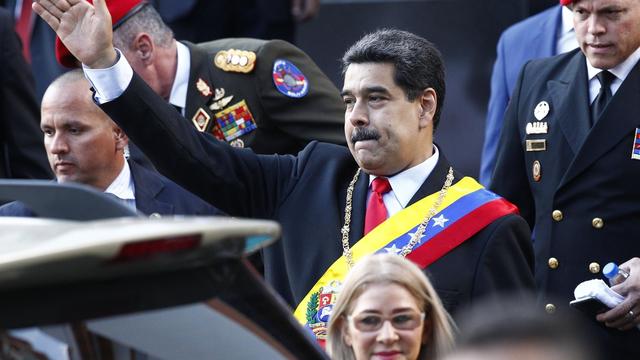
xmin=407 ymin=198 xmax=518 ymax=268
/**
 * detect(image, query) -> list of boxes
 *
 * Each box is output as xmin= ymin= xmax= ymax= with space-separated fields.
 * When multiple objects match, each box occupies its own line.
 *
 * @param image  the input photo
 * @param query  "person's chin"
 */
xmin=586 ymin=48 xmax=617 ymax=68
xmin=55 ymin=174 xmax=76 ymax=184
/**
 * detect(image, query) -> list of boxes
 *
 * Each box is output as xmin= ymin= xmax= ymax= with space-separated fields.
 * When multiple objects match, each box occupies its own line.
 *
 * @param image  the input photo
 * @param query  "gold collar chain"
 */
xmin=340 ymin=167 xmax=454 ymax=268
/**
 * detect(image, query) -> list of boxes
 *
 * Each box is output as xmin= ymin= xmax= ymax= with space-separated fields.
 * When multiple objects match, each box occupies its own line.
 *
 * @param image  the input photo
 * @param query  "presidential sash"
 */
xmin=293 ymin=176 xmax=518 ymax=341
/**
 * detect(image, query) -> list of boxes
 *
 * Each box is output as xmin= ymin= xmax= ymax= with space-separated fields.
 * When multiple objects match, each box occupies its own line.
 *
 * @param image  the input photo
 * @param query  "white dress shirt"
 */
xmin=586 ymin=46 xmax=640 ymax=104
xmin=104 ymin=160 xmax=136 ymax=210
xmin=368 ymin=145 xmax=440 ymax=217
xmin=168 ymin=42 xmax=191 ymax=114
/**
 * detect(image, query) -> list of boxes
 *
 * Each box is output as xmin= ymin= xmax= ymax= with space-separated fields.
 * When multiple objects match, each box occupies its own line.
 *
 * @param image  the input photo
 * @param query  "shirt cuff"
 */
xmin=82 ymin=48 xmax=133 ymax=104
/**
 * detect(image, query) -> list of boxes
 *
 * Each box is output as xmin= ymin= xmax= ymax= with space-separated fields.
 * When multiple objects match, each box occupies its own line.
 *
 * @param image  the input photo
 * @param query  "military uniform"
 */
xmin=183 ymin=38 xmax=345 ymax=155
xmin=490 ymin=48 xmax=640 ymax=358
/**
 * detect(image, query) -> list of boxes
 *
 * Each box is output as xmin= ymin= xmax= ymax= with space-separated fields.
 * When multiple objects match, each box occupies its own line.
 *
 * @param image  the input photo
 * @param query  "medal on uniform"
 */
xmin=191 ymin=107 xmax=211 ymax=132
xmin=526 ymin=122 xmax=548 ymax=135
xmin=526 ymin=139 xmax=546 ymax=152
xmin=207 ymin=87 xmax=234 ymax=111
xmin=230 ymin=139 xmax=245 ymax=148
xmin=631 ymin=128 xmax=640 ymax=160
xmin=532 ymin=160 xmax=542 ymax=182
xmin=196 ymin=78 xmax=213 ymax=97
xmin=534 ymin=101 xmax=550 ymax=120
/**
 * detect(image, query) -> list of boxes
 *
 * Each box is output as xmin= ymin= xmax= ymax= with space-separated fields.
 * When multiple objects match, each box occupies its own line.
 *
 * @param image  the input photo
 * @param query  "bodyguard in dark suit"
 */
xmin=55 ymin=0 xmax=344 ymax=156
xmin=0 ymin=7 xmax=52 ymax=180
xmin=0 ymin=69 xmax=221 ymax=218
xmin=38 ymin=0 xmax=536 ymax=337
xmin=491 ymin=0 xmax=640 ymax=357
xmin=480 ymin=4 xmax=578 ymax=185
xmin=0 ymin=159 xmax=220 ymax=217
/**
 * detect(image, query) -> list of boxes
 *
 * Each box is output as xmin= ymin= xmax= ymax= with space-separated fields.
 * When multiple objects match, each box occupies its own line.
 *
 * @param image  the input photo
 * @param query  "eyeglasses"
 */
xmin=347 ymin=311 xmax=425 ymax=332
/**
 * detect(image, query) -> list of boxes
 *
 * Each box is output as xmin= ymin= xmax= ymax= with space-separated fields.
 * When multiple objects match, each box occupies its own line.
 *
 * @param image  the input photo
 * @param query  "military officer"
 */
xmin=490 ymin=0 xmax=640 ymax=357
xmin=55 ymin=0 xmax=345 ymax=155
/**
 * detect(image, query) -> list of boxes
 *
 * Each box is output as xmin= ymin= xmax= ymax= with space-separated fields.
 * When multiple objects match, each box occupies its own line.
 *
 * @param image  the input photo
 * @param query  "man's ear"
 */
xmin=114 ymin=127 xmax=129 ymax=151
xmin=132 ymin=33 xmax=154 ymax=64
xmin=418 ymin=88 xmax=437 ymax=128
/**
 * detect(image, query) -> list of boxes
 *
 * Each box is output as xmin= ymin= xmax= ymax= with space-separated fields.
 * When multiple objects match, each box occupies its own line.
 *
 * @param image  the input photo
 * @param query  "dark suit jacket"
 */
xmin=491 ymin=49 xmax=640 ymax=357
xmin=0 ymin=161 xmax=223 ymax=217
xmin=101 ymin=74 xmax=535 ymax=314
xmin=183 ymin=38 xmax=345 ymax=155
xmin=481 ymin=5 xmax=562 ymax=185
xmin=0 ymin=8 xmax=52 ymax=180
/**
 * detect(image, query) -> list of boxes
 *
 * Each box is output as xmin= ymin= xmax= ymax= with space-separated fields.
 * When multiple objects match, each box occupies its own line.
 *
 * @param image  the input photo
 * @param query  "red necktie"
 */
xmin=15 ymin=0 xmax=34 ymax=62
xmin=364 ymin=177 xmax=392 ymax=235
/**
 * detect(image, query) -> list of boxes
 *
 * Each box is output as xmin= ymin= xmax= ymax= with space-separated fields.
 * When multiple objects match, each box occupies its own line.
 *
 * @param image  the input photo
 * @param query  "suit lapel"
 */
xmin=130 ymin=162 xmax=173 ymax=216
xmin=561 ymin=60 xmax=640 ymax=187
xmin=548 ymin=52 xmax=591 ymax=155
xmin=184 ymin=41 xmax=215 ymax=122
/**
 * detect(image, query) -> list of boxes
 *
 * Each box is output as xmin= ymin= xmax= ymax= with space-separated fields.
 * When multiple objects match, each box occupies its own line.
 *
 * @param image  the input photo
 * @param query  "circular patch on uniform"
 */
xmin=272 ymin=59 xmax=309 ymax=98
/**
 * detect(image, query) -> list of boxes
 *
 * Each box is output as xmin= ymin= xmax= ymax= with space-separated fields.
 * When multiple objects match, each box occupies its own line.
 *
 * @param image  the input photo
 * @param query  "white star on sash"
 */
xmin=432 ymin=214 xmax=449 ymax=228
xmin=384 ymin=244 xmax=402 ymax=254
xmin=407 ymin=231 xmax=426 ymax=244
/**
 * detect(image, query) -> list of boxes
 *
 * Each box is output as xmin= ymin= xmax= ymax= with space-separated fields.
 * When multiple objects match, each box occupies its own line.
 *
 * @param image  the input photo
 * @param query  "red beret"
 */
xmin=559 ymin=0 xmax=573 ymax=5
xmin=55 ymin=0 xmax=149 ymax=68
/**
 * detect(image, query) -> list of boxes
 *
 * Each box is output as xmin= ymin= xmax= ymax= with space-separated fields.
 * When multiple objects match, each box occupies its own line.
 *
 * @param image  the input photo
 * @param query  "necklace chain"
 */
xmin=341 ymin=167 xmax=454 ymax=268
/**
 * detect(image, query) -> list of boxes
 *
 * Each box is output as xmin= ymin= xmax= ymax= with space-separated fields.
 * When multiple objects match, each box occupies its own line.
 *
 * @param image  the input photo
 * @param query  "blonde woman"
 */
xmin=327 ymin=254 xmax=455 ymax=360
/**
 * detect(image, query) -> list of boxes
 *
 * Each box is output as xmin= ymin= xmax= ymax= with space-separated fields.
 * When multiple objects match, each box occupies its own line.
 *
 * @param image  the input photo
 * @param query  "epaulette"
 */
xmin=214 ymin=49 xmax=256 ymax=73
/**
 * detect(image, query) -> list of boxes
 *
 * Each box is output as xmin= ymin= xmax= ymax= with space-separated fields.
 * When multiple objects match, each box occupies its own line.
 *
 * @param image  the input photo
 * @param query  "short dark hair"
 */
xmin=342 ymin=29 xmax=446 ymax=130
xmin=450 ymin=296 xmax=597 ymax=360
xmin=113 ymin=5 xmax=174 ymax=51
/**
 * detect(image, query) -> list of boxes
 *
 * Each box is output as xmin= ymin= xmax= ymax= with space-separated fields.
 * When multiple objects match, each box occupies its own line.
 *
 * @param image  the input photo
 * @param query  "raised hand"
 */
xmin=33 ymin=0 xmax=117 ymax=68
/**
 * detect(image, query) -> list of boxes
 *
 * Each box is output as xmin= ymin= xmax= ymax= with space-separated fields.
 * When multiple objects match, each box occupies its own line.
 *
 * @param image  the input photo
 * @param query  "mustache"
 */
xmin=351 ymin=128 xmax=380 ymax=144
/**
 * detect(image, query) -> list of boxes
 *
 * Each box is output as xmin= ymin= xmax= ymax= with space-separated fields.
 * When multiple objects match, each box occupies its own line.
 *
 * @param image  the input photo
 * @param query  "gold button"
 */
xmin=545 ymin=303 xmax=556 ymax=314
xmin=592 ymin=217 xmax=604 ymax=229
xmin=589 ymin=262 xmax=601 ymax=274
xmin=548 ymin=257 xmax=559 ymax=269
xmin=552 ymin=210 xmax=563 ymax=221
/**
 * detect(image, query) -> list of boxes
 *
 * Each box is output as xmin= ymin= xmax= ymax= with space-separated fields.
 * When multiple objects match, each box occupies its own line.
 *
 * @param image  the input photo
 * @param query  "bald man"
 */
xmin=0 ymin=70 xmax=222 ymax=217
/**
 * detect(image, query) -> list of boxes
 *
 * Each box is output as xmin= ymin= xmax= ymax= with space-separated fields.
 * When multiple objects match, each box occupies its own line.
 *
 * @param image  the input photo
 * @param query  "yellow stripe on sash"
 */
xmin=293 ymin=176 xmax=483 ymax=325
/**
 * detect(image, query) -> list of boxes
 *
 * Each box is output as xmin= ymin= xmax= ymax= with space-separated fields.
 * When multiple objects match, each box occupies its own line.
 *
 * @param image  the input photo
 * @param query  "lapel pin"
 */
xmin=526 ymin=139 xmax=547 ymax=152
xmin=526 ymin=121 xmax=548 ymax=135
xmin=534 ymin=101 xmax=550 ymax=120
xmin=631 ymin=128 xmax=640 ymax=160
xmin=191 ymin=107 xmax=211 ymax=132
xmin=532 ymin=160 xmax=542 ymax=182
xmin=196 ymin=78 xmax=212 ymax=97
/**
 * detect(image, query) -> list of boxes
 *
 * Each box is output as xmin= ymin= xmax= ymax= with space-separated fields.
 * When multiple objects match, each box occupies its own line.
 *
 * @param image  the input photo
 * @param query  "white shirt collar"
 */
xmin=168 ymin=42 xmax=191 ymax=110
xmin=105 ymin=161 xmax=136 ymax=201
xmin=587 ymin=46 xmax=640 ymax=82
xmin=586 ymin=46 xmax=640 ymax=101
xmin=369 ymin=145 xmax=440 ymax=209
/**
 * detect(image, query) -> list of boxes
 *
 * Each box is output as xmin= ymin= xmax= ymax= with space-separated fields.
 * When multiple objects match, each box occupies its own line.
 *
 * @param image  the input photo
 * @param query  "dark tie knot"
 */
xmin=596 ymin=70 xmax=616 ymax=88
xmin=371 ymin=177 xmax=391 ymax=194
